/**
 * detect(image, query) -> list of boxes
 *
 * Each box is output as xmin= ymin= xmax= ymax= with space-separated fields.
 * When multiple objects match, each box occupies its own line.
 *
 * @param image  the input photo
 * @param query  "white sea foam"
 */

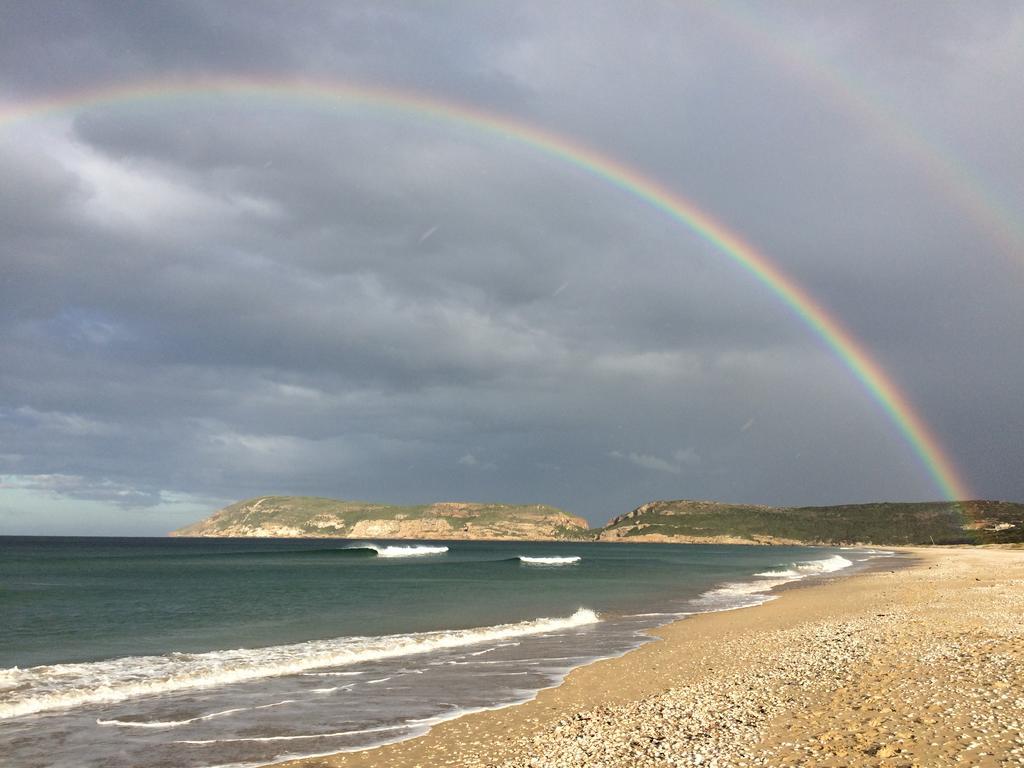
xmin=0 ymin=608 xmax=599 ymax=720
xmin=310 ymin=686 xmax=351 ymax=694
xmin=176 ymin=723 xmax=410 ymax=745
xmin=518 ymin=555 xmax=581 ymax=565
xmin=95 ymin=699 xmax=296 ymax=729
xmin=364 ymin=544 xmax=449 ymax=558
xmin=853 ymin=548 xmax=896 ymax=556
xmin=692 ymin=579 xmax=786 ymax=610
xmin=697 ymin=554 xmax=854 ymax=610
xmin=300 ymin=670 xmax=364 ymax=677
xmin=466 ymin=643 xmax=522 ymax=656
xmin=755 ymin=554 xmax=853 ymax=579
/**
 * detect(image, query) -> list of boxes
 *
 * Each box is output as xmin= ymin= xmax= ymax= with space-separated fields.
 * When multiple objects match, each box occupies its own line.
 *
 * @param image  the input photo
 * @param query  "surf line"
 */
xmin=0 ymin=75 xmax=972 ymax=502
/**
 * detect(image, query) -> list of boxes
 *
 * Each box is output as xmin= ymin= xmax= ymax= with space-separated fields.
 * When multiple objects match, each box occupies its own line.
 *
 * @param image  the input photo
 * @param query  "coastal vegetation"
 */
xmin=174 ymin=495 xmax=1024 ymax=545
xmin=599 ymin=499 xmax=1024 ymax=545
xmin=170 ymin=496 xmax=590 ymax=540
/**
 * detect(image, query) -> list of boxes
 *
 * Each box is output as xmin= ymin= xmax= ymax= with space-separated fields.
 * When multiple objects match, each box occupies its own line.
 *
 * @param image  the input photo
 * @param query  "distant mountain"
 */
xmin=171 ymin=496 xmax=591 ymax=541
xmin=597 ymin=499 xmax=1024 ymax=545
xmin=173 ymin=495 xmax=1024 ymax=545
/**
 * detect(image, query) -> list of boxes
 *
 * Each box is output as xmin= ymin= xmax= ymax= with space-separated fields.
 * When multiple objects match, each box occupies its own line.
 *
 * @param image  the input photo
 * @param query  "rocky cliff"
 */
xmin=171 ymin=496 xmax=591 ymax=540
xmin=173 ymin=495 xmax=1024 ymax=545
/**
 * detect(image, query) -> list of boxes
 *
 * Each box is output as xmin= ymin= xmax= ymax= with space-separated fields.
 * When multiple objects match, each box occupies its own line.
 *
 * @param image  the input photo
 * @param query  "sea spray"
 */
xmin=695 ymin=554 xmax=854 ymax=610
xmin=346 ymin=544 xmax=449 ymax=557
xmin=755 ymin=554 xmax=853 ymax=578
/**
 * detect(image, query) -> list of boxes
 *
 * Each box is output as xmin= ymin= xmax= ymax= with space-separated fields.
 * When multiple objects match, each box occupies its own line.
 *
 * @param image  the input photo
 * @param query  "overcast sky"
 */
xmin=1 ymin=1 xmax=1022 ymax=535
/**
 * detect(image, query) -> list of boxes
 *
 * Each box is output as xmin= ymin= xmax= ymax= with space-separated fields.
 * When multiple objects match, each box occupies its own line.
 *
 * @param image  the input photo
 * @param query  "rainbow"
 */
xmin=701 ymin=2 xmax=1024 ymax=268
xmin=0 ymin=76 xmax=972 ymax=501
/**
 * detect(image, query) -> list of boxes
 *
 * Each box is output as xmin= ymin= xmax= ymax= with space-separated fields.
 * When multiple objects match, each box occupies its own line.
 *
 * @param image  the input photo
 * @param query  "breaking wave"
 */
xmin=694 ymin=554 xmax=854 ymax=611
xmin=518 ymin=555 xmax=581 ymax=566
xmin=0 ymin=609 xmax=598 ymax=720
xmin=755 ymin=554 xmax=853 ymax=579
xmin=347 ymin=544 xmax=450 ymax=558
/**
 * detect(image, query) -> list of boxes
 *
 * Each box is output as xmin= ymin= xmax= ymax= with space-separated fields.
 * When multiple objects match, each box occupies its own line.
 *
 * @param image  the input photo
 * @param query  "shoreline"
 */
xmin=282 ymin=546 xmax=1024 ymax=767
xmin=161 ymin=536 xmax=913 ymax=548
xmin=275 ymin=549 xmax=879 ymax=766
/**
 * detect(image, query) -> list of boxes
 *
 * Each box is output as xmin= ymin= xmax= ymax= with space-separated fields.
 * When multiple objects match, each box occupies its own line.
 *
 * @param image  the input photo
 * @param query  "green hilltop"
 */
xmin=598 ymin=499 xmax=1024 ymax=546
xmin=171 ymin=496 xmax=591 ymax=540
xmin=172 ymin=495 xmax=1024 ymax=546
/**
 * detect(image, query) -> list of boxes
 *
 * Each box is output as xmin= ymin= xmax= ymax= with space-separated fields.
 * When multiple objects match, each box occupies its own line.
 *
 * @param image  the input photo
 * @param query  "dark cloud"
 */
xmin=0 ymin=1 xmax=1021 ymax=534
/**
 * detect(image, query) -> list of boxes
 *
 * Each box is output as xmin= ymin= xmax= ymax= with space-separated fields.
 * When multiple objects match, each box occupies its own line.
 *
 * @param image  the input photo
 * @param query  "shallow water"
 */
xmin=0 ymin=536 xmax=889 ymax=767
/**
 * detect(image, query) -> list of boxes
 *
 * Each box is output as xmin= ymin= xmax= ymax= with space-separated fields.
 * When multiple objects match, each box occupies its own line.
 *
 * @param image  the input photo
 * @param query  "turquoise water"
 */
xmin=0 ymin=536 xmax=884 ymax=767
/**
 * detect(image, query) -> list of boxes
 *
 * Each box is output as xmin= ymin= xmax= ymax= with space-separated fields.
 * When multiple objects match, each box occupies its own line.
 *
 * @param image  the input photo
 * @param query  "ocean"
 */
xmin=0 ymin=536 xmax=891 ymax=767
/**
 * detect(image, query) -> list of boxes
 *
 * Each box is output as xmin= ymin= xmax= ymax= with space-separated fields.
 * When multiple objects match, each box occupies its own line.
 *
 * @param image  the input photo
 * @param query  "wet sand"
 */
xmin=284 ymin=547 xmax=1024 ymax=767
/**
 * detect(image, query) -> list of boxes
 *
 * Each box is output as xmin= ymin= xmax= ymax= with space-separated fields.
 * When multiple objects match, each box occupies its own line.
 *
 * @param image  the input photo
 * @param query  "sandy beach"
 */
xmin=284 ymin=546 xmax=1024 ymax=768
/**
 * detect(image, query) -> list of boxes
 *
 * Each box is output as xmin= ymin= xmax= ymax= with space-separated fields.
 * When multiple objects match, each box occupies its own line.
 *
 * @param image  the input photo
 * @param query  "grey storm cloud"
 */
xmin=0 ymin=1 xmax=1022 ymax=535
